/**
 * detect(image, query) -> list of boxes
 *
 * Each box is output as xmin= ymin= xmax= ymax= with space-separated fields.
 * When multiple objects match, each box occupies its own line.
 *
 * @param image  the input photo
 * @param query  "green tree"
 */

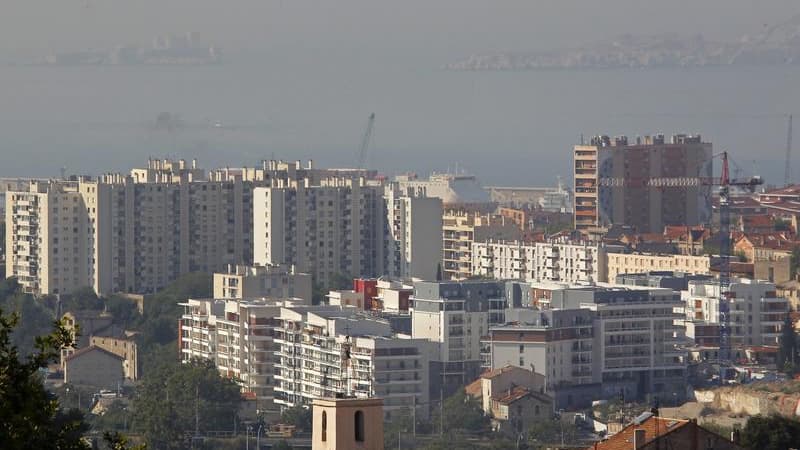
xmin=0 ymin=307 xmax=91 ymax=449
xmin=280 ymin=405 xmax=312 ymax=432
xmin=741 ymin=415 xmax=800 ymax=450
xmin=431 ymin=389 xmax=491 ymax=436
xmin=777 ymin=314 xmax=799 ymax=375
xmin=528 ymin=418 xmax=580 ymax=449
xmin=132 ymin=358 xmax=241 ymax=450
xmin=272 ymin=440 xmax=293 ymax=450
xmin=0 ymin=278 xmax=58 ymax=357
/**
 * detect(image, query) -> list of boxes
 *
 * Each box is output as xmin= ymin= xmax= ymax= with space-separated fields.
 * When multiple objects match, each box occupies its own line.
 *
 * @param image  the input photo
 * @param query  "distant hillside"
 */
xmin=445 ymin=15 xmax=800 ymax=70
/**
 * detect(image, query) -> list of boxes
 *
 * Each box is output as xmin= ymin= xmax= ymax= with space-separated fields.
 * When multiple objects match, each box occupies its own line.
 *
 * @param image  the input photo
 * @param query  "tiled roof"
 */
xmin=587 ymin=416 xmax=689 ymax=450
xmin=465 ymin=378 xmax=482 ymax=397
xmin=64 ymin=345 xmax=124 ymax=362
xmin=737 ymin=232 xmax=799 ymax=250
xmin=491 ymin=386 xmax=531 ymax=405
xmin=483 ymin=364 xmax=524 ymax=379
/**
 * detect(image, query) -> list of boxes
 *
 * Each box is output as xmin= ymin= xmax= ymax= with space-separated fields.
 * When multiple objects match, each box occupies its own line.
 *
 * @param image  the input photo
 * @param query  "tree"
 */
xmin=0 ymin=307 xmax=92 ymax=449
xmin=272 ymin=441 xmax=293 ymax=450
xmin=280 ymin=405 xmax=312 ymax=432
xmin=528 ymin=418 xmax=580 ymax=449
xmin=777 ymin=314 xmax=798 ymax=375
xmin=741 ymin=415 xmax=800 ymax=450
xmin=132 ymin=358 xmax=242 ymax=450
xmin=431 ymin=389 xmax=491 ymax=436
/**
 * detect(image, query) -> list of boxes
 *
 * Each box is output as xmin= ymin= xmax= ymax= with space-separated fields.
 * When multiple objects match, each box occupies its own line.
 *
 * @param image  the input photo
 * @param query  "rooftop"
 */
xmin=588 ymin=415 xmax=690 ymax=450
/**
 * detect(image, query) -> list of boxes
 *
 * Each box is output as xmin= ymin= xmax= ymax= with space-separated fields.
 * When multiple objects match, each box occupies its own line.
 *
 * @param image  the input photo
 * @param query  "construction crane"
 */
xmin=356 ymin=113 xmax=375 ymax=170
xmin=598 ymin=152 xmax=762 ymax=364
xmin=785 ymin=114 xmax=794 ymax=186
xmin=708 ymin=151 xmax=762 ymax=364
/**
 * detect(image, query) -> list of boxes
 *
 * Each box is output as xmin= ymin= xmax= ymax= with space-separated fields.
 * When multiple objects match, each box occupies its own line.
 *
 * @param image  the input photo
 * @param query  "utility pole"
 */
xmin=412 ymin=396 xmax=416 ymax=437
xmin=439 ymin=387 xmax=444 ymax=436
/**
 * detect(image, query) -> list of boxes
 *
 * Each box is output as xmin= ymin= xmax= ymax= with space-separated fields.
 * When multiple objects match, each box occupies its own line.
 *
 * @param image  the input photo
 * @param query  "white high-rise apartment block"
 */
xmin=384 ymin=184 xmax=443 ymax=280
xmin=472 ymin=240 xmax=606 ymax=284
xmin=253 ymin=177 xmax=387 ymax=286
xmin=483 ymin=285 xmax=687 ymax=406
xmin=5 ymin=179 xmax=108 ymax=295
xmin=684 ymin=278 xmax=788 ymax=349
xmin=179 ymin=298 xmax=307 ymax=415
xmin=213 ymin=264 xmax=312 ymax=302
xmin=5 ymin=160 xmax=268 ymax=295
xmin=273 ymin=305 xmax=433 ymax=419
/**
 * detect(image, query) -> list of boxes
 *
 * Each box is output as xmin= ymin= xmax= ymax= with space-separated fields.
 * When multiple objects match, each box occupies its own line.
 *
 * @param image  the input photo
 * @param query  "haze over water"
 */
xmin=1 ymin=0 xmax=799 ymax=185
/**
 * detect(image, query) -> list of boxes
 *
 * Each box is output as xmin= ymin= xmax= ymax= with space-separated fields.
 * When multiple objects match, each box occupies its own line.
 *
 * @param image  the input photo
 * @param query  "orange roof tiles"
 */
xmin=588 ymin=416 xmax=689 ymax=450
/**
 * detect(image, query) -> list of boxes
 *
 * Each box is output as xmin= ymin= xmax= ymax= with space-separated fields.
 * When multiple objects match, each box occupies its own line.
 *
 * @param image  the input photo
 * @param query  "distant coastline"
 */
xmin=31 ymin=32 xmax=221 ymax=66
xmin=445 ymin=16 xmax=800 ymax=71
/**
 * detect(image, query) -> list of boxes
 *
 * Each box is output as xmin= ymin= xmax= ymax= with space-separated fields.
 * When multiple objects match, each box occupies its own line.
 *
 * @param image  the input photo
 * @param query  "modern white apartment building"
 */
xmin=213 ymin=264 xmax=312 ymax=302
xmin=442 ymin=210 xmax=521 ymax=280
xmin=5 ymin=159 xmax=269 ymax=295
xmin=253 ymin=177 xmax=387 ymax=286
xmin=411 ymin=281 xmax=504 ymax=395
xmin=179 ymin=298 xmax=306 ymax=415
xmin=482 ymin=285 xmax=687 ymax=406
xmin=472 ymin=239 xmax=606 ymax=284
xmin=384 ymin=184 xmax=443 ymax=281
xmin=684 ymin=278 xmax=788 ymax=349
xmin=273 ymin=305 xmax=433 ymax=419
xmin=5 ymin=179 xmax=103 ymax=295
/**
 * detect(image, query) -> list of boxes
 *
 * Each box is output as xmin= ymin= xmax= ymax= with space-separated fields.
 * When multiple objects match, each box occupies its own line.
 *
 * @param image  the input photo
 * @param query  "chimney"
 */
xmin=633 ymin=429 xmax=646 ymax=449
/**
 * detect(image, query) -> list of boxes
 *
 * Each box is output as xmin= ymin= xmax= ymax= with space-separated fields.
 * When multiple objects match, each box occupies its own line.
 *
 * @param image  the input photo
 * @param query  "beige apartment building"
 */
xmin=604 ymin=252 xmax=711 ymax=282
xmin=574 ymin=134 xmax=713 ymax=233
xmin=5 ymin=179 xmax=101 ymax=295
xmin=442 ymin=210 xmax=520 ymax=280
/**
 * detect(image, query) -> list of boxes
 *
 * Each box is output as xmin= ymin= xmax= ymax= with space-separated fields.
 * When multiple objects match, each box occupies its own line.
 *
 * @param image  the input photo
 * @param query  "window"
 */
xmin=354 ymin=410 xmax=365 ymax=442
xmin=321 ymin=411 xmax=327 ymax=442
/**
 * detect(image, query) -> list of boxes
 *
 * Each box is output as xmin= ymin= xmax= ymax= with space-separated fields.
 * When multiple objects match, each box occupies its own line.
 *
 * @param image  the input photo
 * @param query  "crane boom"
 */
xmin=356 ymin=113 xmax=375 ymax=170
xmin=786 ymin=114 xmax=794 ymax=186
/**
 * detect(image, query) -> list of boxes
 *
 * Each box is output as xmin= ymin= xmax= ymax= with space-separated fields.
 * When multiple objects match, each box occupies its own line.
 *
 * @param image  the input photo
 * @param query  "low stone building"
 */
xmin=64 ymin=346 xmax=124 ymax=389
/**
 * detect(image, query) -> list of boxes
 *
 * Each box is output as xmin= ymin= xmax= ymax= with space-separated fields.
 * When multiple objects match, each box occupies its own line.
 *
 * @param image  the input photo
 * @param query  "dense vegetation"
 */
xmin=741 ymin=415 xmax=800 ymax=450
xmin=0 ymin=306 xmax=90 ymax=449
xmin=132 ymin=358 xmax=242 ymax=450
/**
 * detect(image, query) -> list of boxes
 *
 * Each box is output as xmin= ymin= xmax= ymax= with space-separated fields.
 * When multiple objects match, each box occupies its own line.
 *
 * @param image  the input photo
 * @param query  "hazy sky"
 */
xmin=1 ymin=1 xmax=799 ymax=184
xmin=2 ymin=1 xmax=799 ymax=57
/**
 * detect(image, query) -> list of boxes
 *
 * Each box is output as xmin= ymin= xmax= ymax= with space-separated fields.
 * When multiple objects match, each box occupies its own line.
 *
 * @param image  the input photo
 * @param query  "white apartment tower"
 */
xmin=684 ymin=278 xmax=788 ymax=349
xmin=273 ymin=306 xmax=432 ymax=419
xmin=253 ymin=177 xmax=387 ymax=285
xmin=385 ymin=184 xmax=443 ymax=280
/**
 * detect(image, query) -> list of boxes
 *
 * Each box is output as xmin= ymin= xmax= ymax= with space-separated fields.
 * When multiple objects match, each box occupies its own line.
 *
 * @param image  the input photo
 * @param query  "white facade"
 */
xmin=179 ymin=298 xmax=306 ymax=414
xmin=5 ymin=180 xmax=100 ymax=295
xmin=684 ymin=278 xmax=788 ymax=347
xmin=253 ymin=177 xmax=387 ymax=286
xmin=213 ymin=264 xmax=312 ymax=302
xmin=273 ymin=306 xmax=432 ymax=419
xmin=472 ymin=240 xmax=606 ymax=284
xmin=484 ymin=286 xmax=687 ymax=402
xmin=5 ymin=160 xmax=265 ymax=296
xmin=385 ymin=185 xmax=443 ymax=281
